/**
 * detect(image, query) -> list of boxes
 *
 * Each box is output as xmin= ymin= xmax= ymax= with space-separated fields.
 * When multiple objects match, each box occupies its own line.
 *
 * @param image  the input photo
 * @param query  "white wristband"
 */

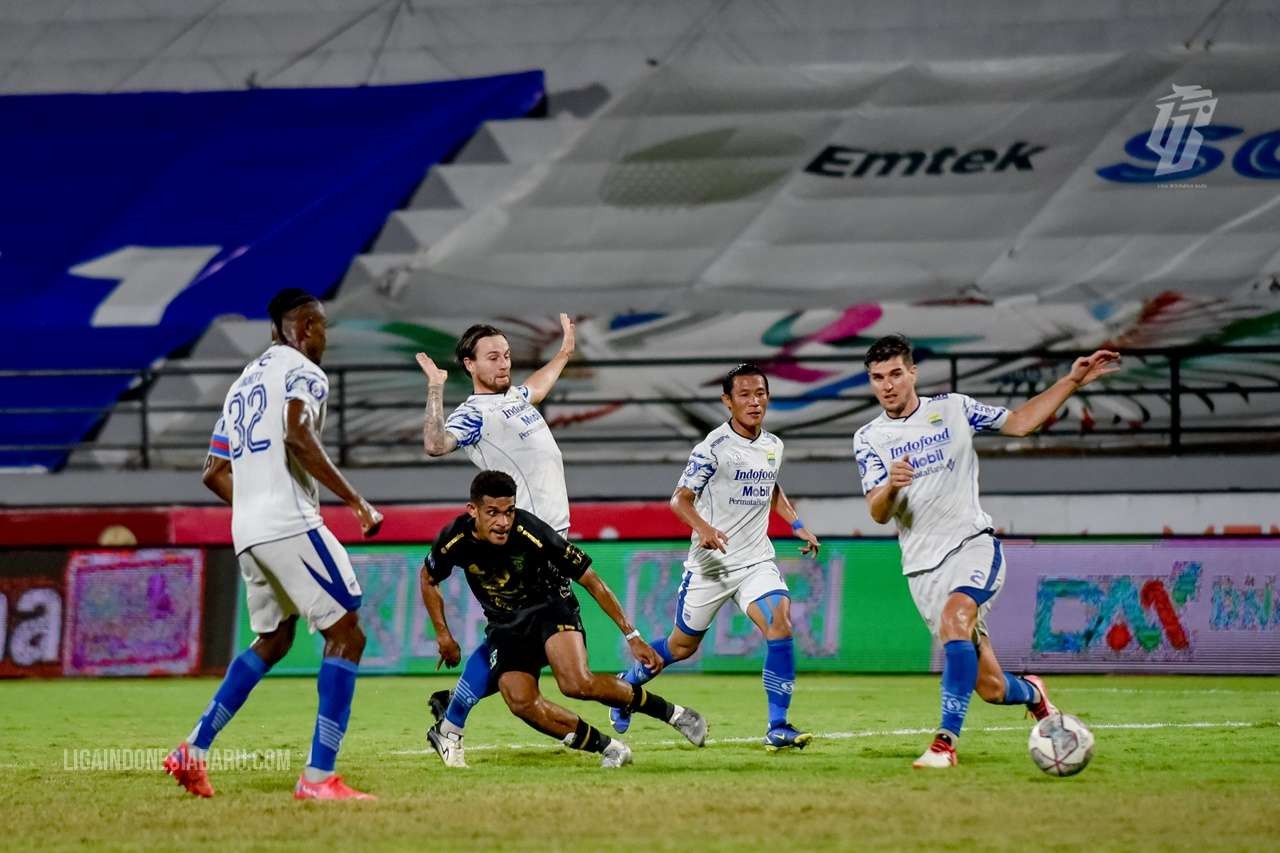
xmin=624 ymin=629 xmax=641 ymax=641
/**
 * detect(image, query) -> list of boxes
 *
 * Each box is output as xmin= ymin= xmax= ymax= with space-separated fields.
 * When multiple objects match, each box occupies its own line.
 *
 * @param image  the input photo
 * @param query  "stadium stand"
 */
xmin=0 ymin=0 xmax=1277 ymax=480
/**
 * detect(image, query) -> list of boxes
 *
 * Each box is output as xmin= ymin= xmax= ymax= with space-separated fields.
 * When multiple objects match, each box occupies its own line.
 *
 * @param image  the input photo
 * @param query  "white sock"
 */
xmin=440 ymin=719 xmax=464 ymax=739
xmin=668 ymin=704 xmax=684 ymax=725
xmin=303 ymin=766 xmax=334 ymax=783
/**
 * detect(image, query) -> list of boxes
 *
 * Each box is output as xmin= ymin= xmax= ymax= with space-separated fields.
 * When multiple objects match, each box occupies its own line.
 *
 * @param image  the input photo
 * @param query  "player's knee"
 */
xmin=553 ymin=672 xmax=592 ymax=700
xmin=347 ymin=621 xmax=367 ymax=657
xmin=255 ymin=617 xmax=297 ymax=665
xmin=668 ymin=634 xmax=700 ymax=660
xmin=324 ymin=613 xmax=366 ymax=660
xmin=939 ymin=600 xmax=976 ymax=641
xmin=502 ymin=691 xmax=539 ymax=720
xmin=764 ymin=612 xmax=792 ymax=641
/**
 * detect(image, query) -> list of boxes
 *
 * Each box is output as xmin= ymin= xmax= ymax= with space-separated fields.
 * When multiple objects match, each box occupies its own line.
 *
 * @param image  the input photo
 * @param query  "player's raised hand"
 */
xmin=889 ymin=458 xmax=914 ymax=489
xmin=797 ymin=526 xmax=821 ymax=557
xmin=436 ymin=631 xmax=461 ymax=668
xmin=628 ymin=636 xmax=664 ymax=674
xmin=558 ymin=313 xmax=576 ymax=357
xmin=1067 ymin=350 xmax=1121 ymax=388
xmin=352 ymin=498 xmax=383 ymax=538
xmin=415 ymin=352 xmax=448 ymax=386
xmin=696 ymin=524 xmax=729 ymax=553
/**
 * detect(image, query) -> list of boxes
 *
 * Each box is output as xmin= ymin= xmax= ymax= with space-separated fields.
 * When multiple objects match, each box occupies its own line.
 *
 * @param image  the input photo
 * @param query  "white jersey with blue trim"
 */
xmin=677 ymin=421 xmax=783 ymax=575
xmin=212 ymin=344 xmax=329 ymax=553
xmin=854 ymin=393 xmax=1009 ymax=575
xmin=445 ymin=385 xmax=569 ymax=532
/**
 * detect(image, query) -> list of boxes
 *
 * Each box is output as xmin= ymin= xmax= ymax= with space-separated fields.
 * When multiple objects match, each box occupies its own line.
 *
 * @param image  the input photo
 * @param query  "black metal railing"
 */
xmin=2 ymin=344 xmax=1278 ymax=468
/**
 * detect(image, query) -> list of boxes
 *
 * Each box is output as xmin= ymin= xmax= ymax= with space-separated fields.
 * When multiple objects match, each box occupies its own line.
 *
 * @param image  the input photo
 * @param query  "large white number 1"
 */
xmin=70 ymin=245 xmax=222 ymax=327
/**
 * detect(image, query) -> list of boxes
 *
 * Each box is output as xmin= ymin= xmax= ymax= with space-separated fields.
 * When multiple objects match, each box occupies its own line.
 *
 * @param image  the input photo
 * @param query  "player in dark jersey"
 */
xmin=420 ymin=470 xmax=707 ymax=768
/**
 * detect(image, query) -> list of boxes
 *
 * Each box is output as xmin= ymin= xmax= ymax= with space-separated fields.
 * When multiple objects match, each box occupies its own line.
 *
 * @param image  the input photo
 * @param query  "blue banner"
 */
xmin=0 ymin=72 xmax=544 ymax=469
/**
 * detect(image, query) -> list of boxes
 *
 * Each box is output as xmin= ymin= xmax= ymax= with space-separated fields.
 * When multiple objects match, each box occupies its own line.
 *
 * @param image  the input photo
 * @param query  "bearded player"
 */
xmin=854 ymin=334 xmax=1120 ymax=768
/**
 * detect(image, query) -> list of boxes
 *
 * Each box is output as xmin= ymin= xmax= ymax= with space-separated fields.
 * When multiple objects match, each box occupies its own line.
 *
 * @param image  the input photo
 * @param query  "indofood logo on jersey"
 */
xmin=1033 ymin=562 xmax=1201 ymax=658
xmin=888 ymin=429 xmax=952 ymax=462
xmin=733 ymin=468 xmax=777 ymax=481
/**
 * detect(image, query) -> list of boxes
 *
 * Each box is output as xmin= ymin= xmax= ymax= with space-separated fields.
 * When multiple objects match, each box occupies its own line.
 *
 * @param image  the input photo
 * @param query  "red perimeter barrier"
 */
xmin=0 ymin=503 xmax=798 ymax=547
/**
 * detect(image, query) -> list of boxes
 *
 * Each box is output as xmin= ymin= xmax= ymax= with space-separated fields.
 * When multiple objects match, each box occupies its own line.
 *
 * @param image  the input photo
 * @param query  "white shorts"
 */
xmin=239 ymin=526 xmax=362 ymax=634
xmin=906 ymin=532 xmax=1005 ymax=639
xmin=675 ymin=560 xmax=789 ymax=636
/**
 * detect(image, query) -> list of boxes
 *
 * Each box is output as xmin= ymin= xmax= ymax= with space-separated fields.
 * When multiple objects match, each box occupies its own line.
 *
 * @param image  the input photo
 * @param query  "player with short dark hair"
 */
xmin=420 ymin=471 xmax=707 ymax=768
xmin=414 ymin=315 xmax=577 ymax=767
xmin=167 ymin=288 xmax=382 ymax=800
xmin=612 ymin=363 xmax=821 ymax=751
xmin=854 ymin=333 xmax=1120 ymax=768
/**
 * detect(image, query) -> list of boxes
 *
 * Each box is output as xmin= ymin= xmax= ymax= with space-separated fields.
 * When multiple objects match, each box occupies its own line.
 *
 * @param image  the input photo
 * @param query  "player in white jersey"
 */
xmin=613 ymin=364 xmax=822 ymax=750
xmin=413 ymin=315 xmax=575 ymax=767
xmin=854 ymin=334 xmax=1119 ymax=768
xmin=164 ymin=289 xmax=383 ymax=801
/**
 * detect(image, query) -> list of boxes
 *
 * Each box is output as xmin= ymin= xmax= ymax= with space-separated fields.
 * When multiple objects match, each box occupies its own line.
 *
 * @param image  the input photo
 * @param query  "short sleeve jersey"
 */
xmin=445 ymin=385 xmax=569 ymax=532
xmin=853 ymin=393 xmax=1008 ymax=574
xmin=426 ymin=508 xmax=590 ymax=628
xmin=677 ymin=422 xmax=783 ymax=574
xmin=214 ymin=344 xmax=329 ymax=553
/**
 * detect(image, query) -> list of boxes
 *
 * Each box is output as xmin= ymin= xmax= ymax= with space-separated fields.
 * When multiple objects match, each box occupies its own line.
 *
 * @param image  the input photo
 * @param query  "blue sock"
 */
xmin=940 ymin=640 xmax=978 ymax=738
xmin=999 ymin=672 xmax=1039 ymax=706
xmin=307 ymin=656 xmax=359 ymax=773
xmin=763 ymin=637 xmax=796 ymax=729
xmin=445 ymin=640 xmax=498 ymax=728
xmin=188 ymin=648 xmax=269 ymax=750
xmin=622 ymin=637 xmax=676 ymax=687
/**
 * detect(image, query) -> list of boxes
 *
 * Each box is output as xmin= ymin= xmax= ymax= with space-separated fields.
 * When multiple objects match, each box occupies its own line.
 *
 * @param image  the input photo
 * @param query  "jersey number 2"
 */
xmin=228 ymin=384 xmax=271 ymax=458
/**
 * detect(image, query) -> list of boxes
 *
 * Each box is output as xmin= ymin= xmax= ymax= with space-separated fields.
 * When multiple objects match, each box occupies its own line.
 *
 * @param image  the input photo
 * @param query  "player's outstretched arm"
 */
xmin=522 ymin=313 xmax=575 ymax=405
xmin=283 ymin=399 xmax=383 ymax=537
xmin=200 ymin=454 xmax=233 ymax=505
xmin=670 ymin=487 xmax=729 ymax=552
xmin=419 ymin=568 xmax=461 ymax=667
xmin=1000 ymin=349 xmax=1122 ymax=437
xmin=575 ymin=568 xmax=663 ymax=672
xmin=771 ymin=483 xmax=820 ymax=555
xmin=416 ymin=353 xmax=460 ymax=457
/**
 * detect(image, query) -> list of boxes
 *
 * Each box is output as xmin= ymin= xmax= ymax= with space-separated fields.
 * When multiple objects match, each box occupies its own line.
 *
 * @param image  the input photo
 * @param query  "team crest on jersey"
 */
xmin=928 ymin=412 xmax=944 ymax=427
xmin=766 ymin=449 xmax=777 ymax=467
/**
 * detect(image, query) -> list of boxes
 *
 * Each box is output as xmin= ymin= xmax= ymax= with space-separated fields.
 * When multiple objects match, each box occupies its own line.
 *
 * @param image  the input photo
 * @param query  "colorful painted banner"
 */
xmin=238 ymin=539 xmax=932 ymax=675
xmin=984 ymin=539 xmax=1280 ymax=673
xmin=63 ymin=549 xmax=204 ymax=676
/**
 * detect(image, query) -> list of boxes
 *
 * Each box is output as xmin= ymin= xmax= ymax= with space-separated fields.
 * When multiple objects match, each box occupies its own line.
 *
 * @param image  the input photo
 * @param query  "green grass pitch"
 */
xmin=3 ymin=674 xmax=1279 ymax=850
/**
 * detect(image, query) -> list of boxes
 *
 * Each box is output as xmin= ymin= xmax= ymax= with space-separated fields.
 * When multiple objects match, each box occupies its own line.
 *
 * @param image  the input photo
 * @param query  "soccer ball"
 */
xmin=1028 ymin=713 xmax=1094 ymax=777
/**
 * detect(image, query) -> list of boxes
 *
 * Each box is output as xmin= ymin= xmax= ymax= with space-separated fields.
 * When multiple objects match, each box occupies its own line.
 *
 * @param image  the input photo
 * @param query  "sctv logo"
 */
xmin=1096 ymin=83 xmax=1280 ymax=182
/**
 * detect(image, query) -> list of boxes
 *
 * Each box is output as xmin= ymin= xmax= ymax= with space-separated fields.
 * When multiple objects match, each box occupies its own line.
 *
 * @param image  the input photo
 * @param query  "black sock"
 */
xmin=566 ymin=717 xmax=611 ymax=754
xmin=628 ymin=683 xmax=676 ymax=723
